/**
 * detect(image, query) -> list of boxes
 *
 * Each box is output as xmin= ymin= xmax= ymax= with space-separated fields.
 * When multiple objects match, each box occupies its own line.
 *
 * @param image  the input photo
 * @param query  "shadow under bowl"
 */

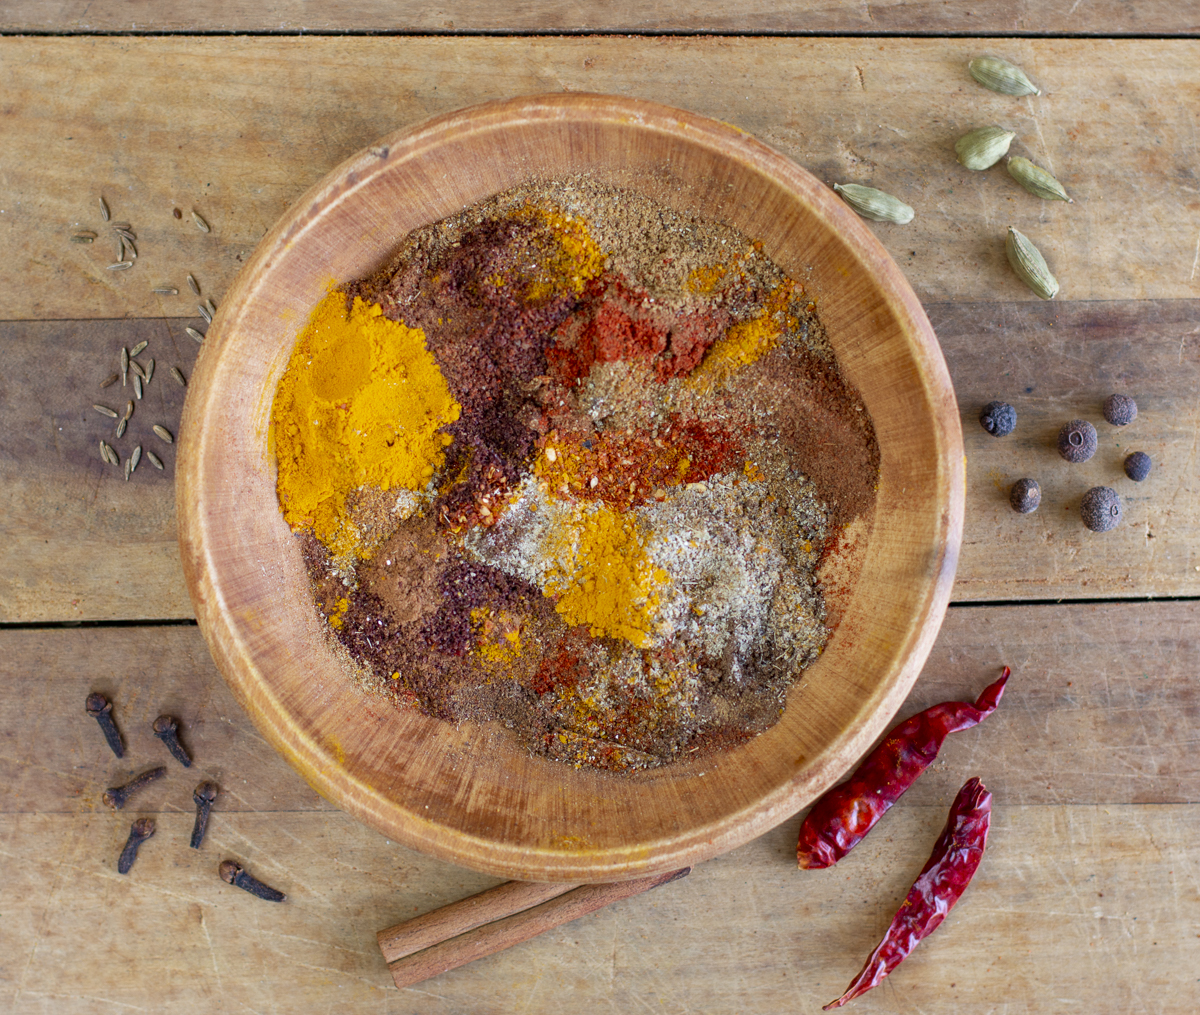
xmin=177 ymin=93 xmax=963 ymax=883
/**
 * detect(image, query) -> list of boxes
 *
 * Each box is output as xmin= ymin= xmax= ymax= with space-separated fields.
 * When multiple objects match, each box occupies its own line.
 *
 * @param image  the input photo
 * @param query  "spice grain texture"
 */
xmin=271 ymin=179 xmax=880 ymax=771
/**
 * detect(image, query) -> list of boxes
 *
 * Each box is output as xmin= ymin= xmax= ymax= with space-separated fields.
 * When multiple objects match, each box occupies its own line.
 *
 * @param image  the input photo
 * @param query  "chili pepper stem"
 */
xmin=798 ymin=666 xmax=1009 ymax=869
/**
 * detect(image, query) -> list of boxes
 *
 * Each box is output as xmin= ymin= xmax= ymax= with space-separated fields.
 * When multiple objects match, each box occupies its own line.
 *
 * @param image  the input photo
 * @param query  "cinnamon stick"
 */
xmin=377 ymin=879 xmax=578 ymax=964
xmin=378 ymin=867 xmax=690 ymax=989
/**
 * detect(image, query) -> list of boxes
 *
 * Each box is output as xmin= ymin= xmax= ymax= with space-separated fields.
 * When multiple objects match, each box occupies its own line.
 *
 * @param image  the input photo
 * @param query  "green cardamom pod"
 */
xmin=1007 ymin=156 xmax=1072 ymax=202
xmin=832 ymin=184 xmax=914 ymax=224
xmin=955 ymin=126 xmax=1016 ymax=171
xmin=1005 ymin=227 xmax=1059 ymax=300
xmin=969 ymin=56 xmax=1041 ymax=97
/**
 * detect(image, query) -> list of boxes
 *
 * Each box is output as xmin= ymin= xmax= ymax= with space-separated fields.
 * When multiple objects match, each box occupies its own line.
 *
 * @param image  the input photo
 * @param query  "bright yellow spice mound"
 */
xmin=271 ymin=291 xmax=461 ymax=559
xmin=517 ymin=204 xmax=607 ymax=302
xmin=688 ymin=280 xmax=802 ymax=394
xmin=544 ymin=504 xmax=669 ymax=648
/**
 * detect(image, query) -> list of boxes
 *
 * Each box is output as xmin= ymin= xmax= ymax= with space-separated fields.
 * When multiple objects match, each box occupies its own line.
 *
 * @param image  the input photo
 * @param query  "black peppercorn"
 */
xmin=1009 ymin=478 xmax=1041 ymax=513
xmin=1102 ymin=394 xmax=1137 ymax=426
xmin=1081 ymin=486 xmax=1122 ymax=532
xmin=1057 ymin=419 xmax=1097 ymax=463
xmin=1124 ymin=451 xmax=1151 ymax=482
xmin=979 ymin=401 xmax=1016 ymax=437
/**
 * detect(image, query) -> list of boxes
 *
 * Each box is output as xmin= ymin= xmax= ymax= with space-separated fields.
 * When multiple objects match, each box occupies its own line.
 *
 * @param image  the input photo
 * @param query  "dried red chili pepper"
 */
xmin=823 ymin=777 xmax=992 ymax=1009
xmin=798 ymin=667 xmax=1008 ymax=869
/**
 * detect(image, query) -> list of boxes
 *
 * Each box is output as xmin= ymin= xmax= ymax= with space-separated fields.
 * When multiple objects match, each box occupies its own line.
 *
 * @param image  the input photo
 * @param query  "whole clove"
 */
xmin=117 ymin=817 xmax=156 ymax=874
xmin=190 ymin=781 xmax=218 ymax=849
xmin=85 ymin=692 xmax=124 ymax=757
xmin=152 ymin=714 xmax=192 ymax=767
xmin=103 ymin=766 xmax=167 ymax=810
xmin=219 ymin=860 xmax=286 ymax=902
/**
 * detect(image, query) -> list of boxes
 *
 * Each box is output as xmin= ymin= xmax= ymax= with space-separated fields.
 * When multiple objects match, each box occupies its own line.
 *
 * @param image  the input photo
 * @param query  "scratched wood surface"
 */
xmin=2 ymin=0 xmax=1199 ymax=35
xmin=2 ymin=298 xmax=1196 ymax=622
xmin=2 ymin=37 xmax=1200 ymax=323
xmin=3 ymin=36 xmax=1200 ymax=621
xmin=3 ymin=25 xmax=1200 ymax=1015
xmin=1 ymin=605 xmax=1197 ymax=1013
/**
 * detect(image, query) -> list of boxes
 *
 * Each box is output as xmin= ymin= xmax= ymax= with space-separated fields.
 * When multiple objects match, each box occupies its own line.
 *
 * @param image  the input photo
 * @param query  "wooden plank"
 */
xmin=941 ymin=298 xmax=1200 ymax=602
xmin=0 ymin=624 xmax=332 ymax=815
xmin=0 ymin=319 xmax=197 ymax=623
xmin=1 ymin=37 xmax=1199 ymax=324
xmin=4 ymin=299 xmax=1196 ymax=621
xmin=1 ymin=605 xmax=1196 ymax=1010
xmin=2 ymin=0 xmax=1198 ymax=36
xmin=2 ymin=601 xmax=1196 ymax=820
xmin=0 ymin=805 xmax=1196 ymax=1013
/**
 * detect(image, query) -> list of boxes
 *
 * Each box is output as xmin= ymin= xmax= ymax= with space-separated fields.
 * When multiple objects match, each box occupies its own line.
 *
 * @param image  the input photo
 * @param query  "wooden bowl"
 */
xmin=177 ymin=93 xmax=962 ymax=883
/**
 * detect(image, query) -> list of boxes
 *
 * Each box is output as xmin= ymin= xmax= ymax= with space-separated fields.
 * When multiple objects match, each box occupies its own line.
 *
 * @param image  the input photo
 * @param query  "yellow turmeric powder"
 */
xmin=516 ymin=203 xmax=607 ymax=301
xmin=271 ymin=291 xmax=461 ymax=559
xmin=688 ymin=280 xmax=802 ymax=393
xmin=544 ymin=504 xmax=669 ymax=647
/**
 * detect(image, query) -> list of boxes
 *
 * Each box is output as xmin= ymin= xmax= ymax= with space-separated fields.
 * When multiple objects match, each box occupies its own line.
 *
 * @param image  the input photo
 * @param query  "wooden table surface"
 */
xmin=2 ymin=7 xmax=1198 ymax=1013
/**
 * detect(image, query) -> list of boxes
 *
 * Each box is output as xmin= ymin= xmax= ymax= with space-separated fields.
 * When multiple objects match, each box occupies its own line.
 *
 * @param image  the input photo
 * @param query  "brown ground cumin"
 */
xmin=284 ymin=178 xmax=879 ymax=772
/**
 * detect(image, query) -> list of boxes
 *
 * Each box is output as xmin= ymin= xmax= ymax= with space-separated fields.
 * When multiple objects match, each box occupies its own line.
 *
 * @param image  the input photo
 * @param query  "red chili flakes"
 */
xmin=537 ymin=416 xmax=747 ymax=512
xmin=531 ymin=645 xmax=585 ymax=696
xmin=437 ymin=461 xmax=515 ymax=533
xmin=546 ymin=273 xmax=728 ymax=388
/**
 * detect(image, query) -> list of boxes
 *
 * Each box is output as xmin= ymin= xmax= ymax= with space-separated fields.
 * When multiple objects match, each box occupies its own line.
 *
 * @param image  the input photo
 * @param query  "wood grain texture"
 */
xmin=3 ymin=299 xmax=1195 ymax=623
xmin=941 ymin=298 xmax=1200 ymax=601
xmin=0 ymin=319 xmax=197 ymax=623
xmin=173 ymin=91 xmax=961 ymax=882
xmin=1 ymin=607 xmax=1194 ymax=1009
xmin=1 ymin=807 xmax=1196 ymax=1013
xmin=1 ymin=37 xmax=1199 ymax=323
xmin=2 ymin=0 xmax=1198 ymax=35
xmin=377 ymin=879 xmax=577 ymax=964
xmin=382 ymin=870 xmax=689 ymax=989
xmin=1 ymin=601 xmax=1195 ymax=817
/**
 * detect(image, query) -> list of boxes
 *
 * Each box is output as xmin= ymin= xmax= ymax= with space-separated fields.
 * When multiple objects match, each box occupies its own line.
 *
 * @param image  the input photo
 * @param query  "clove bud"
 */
xmin=220 ymin=860 xmax=286 ymax=902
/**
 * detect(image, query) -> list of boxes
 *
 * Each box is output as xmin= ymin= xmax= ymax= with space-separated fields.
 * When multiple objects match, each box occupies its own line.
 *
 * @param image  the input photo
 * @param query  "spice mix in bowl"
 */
xmin=178 ymin=94 xmax=963 ymax=882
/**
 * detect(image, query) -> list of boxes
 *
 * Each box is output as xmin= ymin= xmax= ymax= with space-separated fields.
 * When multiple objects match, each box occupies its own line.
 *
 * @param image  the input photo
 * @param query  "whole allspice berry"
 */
xmin=980 ymin=401 xmax=1017 ymax=437
xmin=1124 ymin=451 xmax=1152 ymax=482
xmin=1102 ymin=394 xmax=1138 ymax=426
xmin=1057 ymin=419 xmax=1097 ymax=462
xmin=1009 ymin=478 xmax=1041 ymax=513
xmin=1081 ymin=486 xmax=1122 ymax=532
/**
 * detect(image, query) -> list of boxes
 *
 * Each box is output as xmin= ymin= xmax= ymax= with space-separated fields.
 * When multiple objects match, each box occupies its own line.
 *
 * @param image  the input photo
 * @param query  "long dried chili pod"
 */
xmin=798 ymin=667 xmax=1008 ymax=869
xmin=824 ymin=777 xmax=992 ymax=1009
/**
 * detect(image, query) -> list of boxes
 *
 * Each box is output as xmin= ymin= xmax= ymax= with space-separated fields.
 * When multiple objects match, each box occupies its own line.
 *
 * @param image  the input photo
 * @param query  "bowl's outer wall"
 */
xmin=177 ymin=93 xmax=963 ymax=882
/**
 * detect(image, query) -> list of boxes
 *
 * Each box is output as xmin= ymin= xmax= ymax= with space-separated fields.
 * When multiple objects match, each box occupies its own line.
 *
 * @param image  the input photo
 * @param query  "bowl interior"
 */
xmin=178 ymin=93 xmax=962 ymax=882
